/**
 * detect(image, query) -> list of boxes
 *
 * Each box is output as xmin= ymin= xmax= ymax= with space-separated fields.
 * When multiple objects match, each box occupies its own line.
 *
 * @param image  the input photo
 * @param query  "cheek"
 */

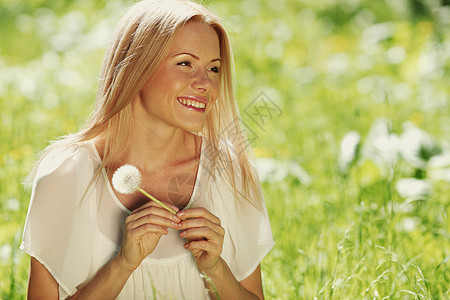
xmin=211 ymin=77 xmax=220 ymax=96
xmin=172 ymin=79 xmax=187 ymax=93
xmin=146 ymin=65 xmax=187 ymax=92
xmin=166 ymin=73 xmax=191 ymax=94
xmin=208 ymin=81 xmax=220 ymax=109
xmin=144 ymin=77 xmax=185 ymax=101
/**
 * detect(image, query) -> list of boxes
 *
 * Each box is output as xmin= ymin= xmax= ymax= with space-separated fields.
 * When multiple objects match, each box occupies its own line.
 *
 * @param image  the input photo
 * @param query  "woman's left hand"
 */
xmin=176 ymin=208 xmax=225 ymax=273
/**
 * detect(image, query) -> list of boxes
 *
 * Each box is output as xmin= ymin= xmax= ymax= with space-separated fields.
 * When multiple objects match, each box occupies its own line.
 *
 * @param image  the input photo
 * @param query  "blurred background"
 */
xmin=1 ymin=0 xmax=449 ymax=298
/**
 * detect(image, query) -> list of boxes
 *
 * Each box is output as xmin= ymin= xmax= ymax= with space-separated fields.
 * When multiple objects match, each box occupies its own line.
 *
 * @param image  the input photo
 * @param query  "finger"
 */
xmin=176 ymin=207 xmax=221 ymax=225
xmin=130 ymin=223 xmax=169 ymax=238
xmin=184 ymin=239 xmax=220 ymax=255
xmin=127 ymin=205 xmax=181 ymax=225
xmin=180 ymin=226 xmax=223 ymax=243
xmin=178 ymin=218 xmax=224 ymax=237
xmin=128 ymin=214 xmax=179 ymax=231
xmin=132 ymin=201 xmax=180 ymax=216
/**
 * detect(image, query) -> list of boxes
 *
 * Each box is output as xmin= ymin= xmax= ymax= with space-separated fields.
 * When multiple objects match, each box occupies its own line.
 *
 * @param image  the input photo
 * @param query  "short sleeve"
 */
xmin=20 ymin=145 xmax=96 ymax=297
xmin=206 ymin=160 xmax=274 ymax=282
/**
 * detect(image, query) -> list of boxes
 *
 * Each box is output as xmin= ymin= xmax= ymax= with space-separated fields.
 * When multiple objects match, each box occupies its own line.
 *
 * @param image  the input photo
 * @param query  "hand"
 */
xmin=117 ymin=201 xmax=181 ymax=272
xmin=176 ymin=208 xmax=225 ymax=273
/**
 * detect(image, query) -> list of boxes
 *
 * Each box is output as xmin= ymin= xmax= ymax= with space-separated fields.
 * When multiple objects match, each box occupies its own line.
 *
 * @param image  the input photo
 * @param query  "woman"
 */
xmin=21 ymin=0 xmax=274 ymax=299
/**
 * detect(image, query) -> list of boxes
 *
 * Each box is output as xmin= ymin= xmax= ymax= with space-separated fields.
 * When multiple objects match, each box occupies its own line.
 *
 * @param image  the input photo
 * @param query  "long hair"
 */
xmin=27 ymin=0 xmax=262 ymax=210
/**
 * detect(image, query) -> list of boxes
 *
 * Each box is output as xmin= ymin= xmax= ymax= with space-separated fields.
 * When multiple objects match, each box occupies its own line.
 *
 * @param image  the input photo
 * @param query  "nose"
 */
xmin=191 ymin=68 xmax=213 ymax=93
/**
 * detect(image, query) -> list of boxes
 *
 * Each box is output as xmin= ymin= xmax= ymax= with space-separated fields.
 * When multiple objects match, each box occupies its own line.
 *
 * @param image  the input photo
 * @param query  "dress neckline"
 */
xmin=87 ymin=138 xmax=204 ymax=214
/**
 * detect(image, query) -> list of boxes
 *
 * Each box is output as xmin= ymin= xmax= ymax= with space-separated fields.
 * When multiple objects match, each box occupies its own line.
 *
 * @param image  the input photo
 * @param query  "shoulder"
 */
xmin=202 ymin=137 xmax=242 ymax=167
xmin=202 ymin=136 xmax=259 ymax=195
xmin=33 ymin=142 xmax=98 ymax=190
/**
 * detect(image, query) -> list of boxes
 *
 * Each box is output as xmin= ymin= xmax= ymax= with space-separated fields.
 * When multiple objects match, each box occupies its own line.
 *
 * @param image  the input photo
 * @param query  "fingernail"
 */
xmin=177 ymin=211 xmax=186 ymax=217
xmin=183 ymin=243 xmax=189 ymax=249
xmin=180 ymin=231 xmax=186 ymax=237
xmin=171 ymin=221 xmax=180 ymax=227
xmin=173 ymin=215 xmax=181 ymax=222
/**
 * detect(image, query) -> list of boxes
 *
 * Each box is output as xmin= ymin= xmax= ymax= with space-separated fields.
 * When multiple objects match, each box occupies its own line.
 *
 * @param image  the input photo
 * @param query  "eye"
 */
xmin=177 ymin=61 xmax=191 ymax=67
xmin=209 ymin=66 xmax=221 ymax=73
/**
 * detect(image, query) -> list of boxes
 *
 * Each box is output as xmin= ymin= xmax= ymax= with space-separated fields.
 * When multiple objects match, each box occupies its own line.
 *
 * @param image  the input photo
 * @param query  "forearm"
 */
xmin=69 ymin=255 xmax=133 ymax=299
xmin=203 ymin=258 xmax=260 ymax=300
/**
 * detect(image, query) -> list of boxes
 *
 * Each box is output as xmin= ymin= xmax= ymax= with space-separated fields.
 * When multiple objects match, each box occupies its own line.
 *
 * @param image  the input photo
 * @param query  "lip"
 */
xmin=177 ymin=96 xmax=208 ymax=112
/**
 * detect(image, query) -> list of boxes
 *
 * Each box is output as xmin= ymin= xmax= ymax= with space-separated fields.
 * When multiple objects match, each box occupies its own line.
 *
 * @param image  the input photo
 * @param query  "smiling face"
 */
xmin=134 ymin=20 xmax=221 ymax=133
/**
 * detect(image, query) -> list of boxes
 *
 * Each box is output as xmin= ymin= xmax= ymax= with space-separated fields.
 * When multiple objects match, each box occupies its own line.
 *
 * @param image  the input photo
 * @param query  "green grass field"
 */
xmin=1 ymin=0 xmax=449 ymax=299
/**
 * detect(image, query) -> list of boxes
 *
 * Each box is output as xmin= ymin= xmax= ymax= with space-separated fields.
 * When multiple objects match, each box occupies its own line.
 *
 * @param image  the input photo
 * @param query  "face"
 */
xmin=134 ymin=20 xmax=221 ymax=133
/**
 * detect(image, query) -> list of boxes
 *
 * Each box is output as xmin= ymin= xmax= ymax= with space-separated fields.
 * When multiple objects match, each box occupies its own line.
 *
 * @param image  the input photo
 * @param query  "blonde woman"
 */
xmin=21 ymin=0 xmax=274 ymax=299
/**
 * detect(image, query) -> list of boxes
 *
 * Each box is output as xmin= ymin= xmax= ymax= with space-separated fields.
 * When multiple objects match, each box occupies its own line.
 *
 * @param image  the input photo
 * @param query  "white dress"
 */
xmin=20 ymin=139 xmax=274 ymax=299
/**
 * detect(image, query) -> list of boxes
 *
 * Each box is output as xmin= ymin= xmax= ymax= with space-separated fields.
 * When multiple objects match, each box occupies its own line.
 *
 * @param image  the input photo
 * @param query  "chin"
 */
xmin=184 ymin=125 xmax=204 ymax=133
xmin=179 ymin=120 xmax=205 ymax=134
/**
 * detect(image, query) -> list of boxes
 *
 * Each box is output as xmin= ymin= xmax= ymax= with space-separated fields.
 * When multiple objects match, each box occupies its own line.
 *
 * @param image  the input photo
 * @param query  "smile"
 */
xmin=177 ymin=97 xmax=206 ymax=111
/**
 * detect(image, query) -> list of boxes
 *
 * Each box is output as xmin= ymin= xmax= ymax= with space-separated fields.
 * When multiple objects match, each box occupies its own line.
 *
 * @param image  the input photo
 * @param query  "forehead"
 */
xmin=169 ymin=21 xmax=220 ymax=58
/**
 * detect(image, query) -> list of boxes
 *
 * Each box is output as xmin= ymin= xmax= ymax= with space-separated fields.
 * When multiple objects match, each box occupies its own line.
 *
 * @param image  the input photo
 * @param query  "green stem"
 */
xmin=137 ymin=187 xmax=177 ymax=214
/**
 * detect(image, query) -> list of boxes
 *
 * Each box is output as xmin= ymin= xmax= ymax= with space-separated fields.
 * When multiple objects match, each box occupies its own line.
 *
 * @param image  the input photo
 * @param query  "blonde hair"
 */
xmin=27 ymin=0 xmax=262 ymax=210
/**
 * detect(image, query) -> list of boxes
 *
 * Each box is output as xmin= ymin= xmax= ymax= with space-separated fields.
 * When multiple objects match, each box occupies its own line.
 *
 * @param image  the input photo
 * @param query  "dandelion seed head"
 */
xmin=112 ymin=164 xmax=142 ymax=194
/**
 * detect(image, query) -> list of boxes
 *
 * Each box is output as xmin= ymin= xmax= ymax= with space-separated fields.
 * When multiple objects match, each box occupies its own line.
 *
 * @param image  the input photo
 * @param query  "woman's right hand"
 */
xmin=117 ymin=201 xmax=181 ymax=271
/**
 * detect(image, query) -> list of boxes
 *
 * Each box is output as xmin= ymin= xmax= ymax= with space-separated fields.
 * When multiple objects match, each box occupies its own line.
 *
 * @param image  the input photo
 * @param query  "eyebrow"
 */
xmin=173 ymin=52 xmax=221 ymax=63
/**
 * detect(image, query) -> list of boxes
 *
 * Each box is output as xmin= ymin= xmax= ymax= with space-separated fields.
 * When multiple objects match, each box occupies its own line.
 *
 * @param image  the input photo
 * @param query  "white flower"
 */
xmin=396 ymin=217 xmax=420 ymax=232
xmin=0 ymin=244 xmax=11 ymax=263
xmin=428 ymin=151 xmax=450 ymax=182
xmin=398 ymin=122 xmax=438 ymax=169
xmin=254 ymin=158 xmax=311 ymax=185
xmin=362 ymin=118 xmax=400 ymax=167
xmin=112 ymin=164 xmax=142 ymax=194
xmin=338 ymin=131 xmax=361 ymax=172
xmin=395 ymin=178 xmax=431 ymax=198
xmin=5 ymin=198 xmax=19 ymax=211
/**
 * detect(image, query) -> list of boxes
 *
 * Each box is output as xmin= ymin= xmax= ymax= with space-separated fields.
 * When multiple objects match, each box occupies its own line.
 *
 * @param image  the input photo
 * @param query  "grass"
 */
xmin=1 ymin=0 xmax=449 ymax=299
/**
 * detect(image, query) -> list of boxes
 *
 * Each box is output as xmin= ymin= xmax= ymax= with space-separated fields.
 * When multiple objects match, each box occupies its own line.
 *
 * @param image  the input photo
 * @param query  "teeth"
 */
xmin=178 ymin=98 xmax=206 ymax=109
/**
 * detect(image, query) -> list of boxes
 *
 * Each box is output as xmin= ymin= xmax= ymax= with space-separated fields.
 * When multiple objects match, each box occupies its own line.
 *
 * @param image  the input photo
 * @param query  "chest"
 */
xmin=115 ymin=160 xmax=200 ymax=211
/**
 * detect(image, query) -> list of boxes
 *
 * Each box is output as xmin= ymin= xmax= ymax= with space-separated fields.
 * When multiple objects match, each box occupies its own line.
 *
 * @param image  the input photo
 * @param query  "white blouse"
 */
xmin=20 ymin=139 xmax=274 ymax=299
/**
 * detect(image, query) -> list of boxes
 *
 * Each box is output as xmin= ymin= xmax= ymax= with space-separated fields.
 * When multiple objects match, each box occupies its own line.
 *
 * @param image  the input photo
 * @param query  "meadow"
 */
xmin=1 ymin=0 xmax=449 ymax=299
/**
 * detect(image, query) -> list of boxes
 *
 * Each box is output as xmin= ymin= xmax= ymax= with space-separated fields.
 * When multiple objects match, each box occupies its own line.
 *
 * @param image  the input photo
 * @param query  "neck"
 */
xmin=127 ymin=123 xmax=197 ymax=171
xmin=94 ymin=102 xmax=202 ymax=173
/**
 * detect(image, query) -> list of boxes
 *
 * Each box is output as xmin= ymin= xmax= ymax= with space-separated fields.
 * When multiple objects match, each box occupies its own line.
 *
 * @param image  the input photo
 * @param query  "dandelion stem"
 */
xmin=137 ymin=187 xmax=177 ymax=214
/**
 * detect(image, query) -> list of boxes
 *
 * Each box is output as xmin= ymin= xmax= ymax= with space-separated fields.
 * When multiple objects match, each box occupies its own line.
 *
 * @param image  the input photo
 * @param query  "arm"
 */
xmin=176 ymin=208 xmax=264 ymax=299
xmin=204 ymin=261 xmax=264 ymax=300
xmin=28 ymin=257 xmax=58 ymax=299
xmin=28 ymin=201 xmax=181 ymax=299
xmin=28 ymin=255 xmax=133 ymax=300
